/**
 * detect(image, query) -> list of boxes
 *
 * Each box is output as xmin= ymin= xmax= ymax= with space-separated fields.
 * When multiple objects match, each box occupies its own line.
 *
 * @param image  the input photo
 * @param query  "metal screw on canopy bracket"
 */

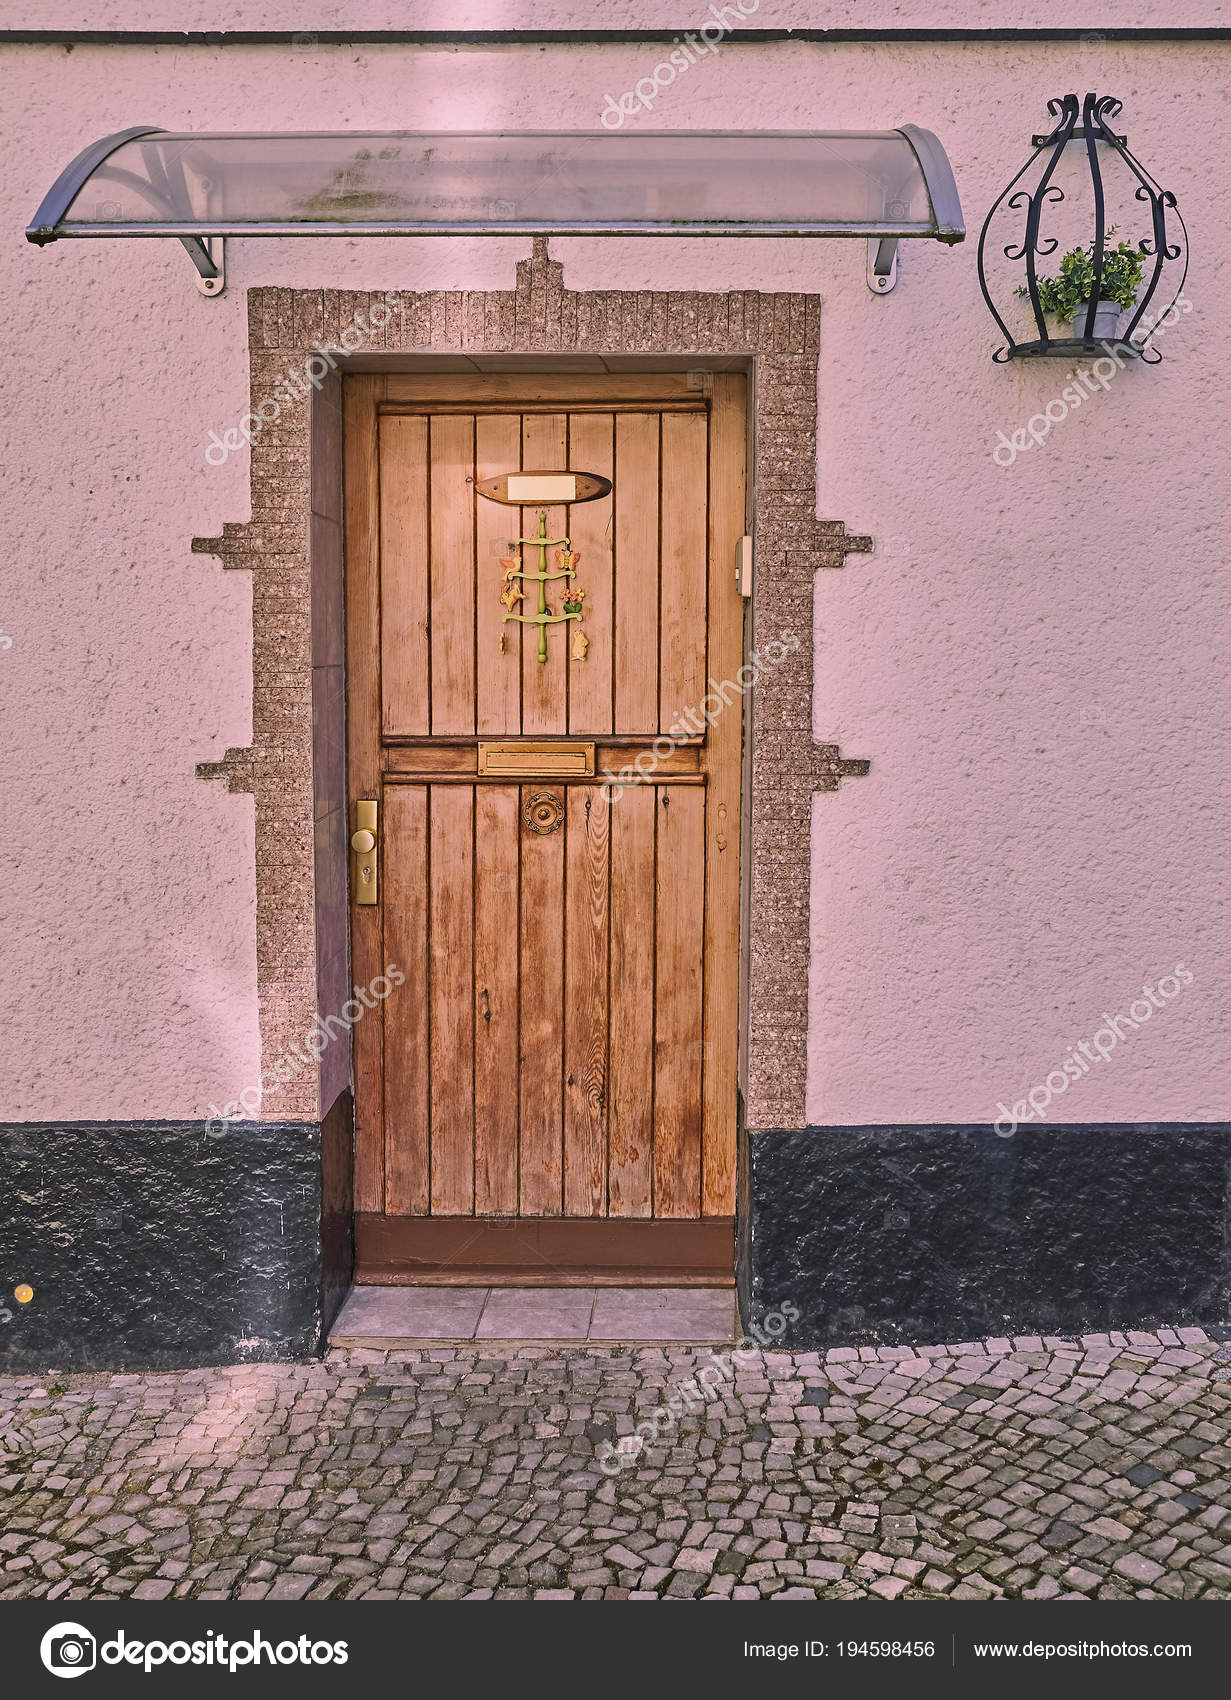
xmin=866 ymin=235 xmax=899 ymax=293
xmin=977 ymin=92 xmax=1187 ymax=363
xmin=193 ymin=236 xmax=225 ymax=295
xmin=866 ymin=198 xmax=909 ymax=292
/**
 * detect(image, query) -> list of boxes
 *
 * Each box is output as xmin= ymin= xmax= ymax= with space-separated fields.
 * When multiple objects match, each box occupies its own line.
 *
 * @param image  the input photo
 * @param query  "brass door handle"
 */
xmin=352 ymin=801 xmax=378 ymax=905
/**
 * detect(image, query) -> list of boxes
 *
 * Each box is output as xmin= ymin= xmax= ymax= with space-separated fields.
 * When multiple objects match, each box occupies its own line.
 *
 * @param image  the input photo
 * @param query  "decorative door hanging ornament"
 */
xmin=477 ymin=469 xmax=611 ymax=664
xmin=499 ymin=512 xmax=582 ymax=664
xmin=977 ymin=93 xmax=1187 ymax=363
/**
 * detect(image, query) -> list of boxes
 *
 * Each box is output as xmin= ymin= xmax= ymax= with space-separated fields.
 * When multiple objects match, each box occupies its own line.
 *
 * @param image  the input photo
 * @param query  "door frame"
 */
xmin=193 ymin=246 xmax=874 ymax=1319
xmin=343 ymin=368 xmax=748 ymax=1284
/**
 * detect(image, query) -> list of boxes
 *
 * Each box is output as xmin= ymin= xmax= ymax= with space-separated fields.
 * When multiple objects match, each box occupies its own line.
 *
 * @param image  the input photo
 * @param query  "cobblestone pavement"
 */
xmin=2 ymin=1329 xmax=1230 ymax=1602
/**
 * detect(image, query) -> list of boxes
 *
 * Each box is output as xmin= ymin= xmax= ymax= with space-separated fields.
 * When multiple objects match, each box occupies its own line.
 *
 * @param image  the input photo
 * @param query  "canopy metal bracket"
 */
xmin=184 ymin=235 xmax=225 ymax=295
xmin=866 ymin=235 xmax=899 ymax=293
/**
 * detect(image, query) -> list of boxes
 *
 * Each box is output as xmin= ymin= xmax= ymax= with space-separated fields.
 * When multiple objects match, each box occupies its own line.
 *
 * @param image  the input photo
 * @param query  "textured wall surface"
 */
xmin=0 ymin=1121 xmax=333 ymax=1370
xmin=13 ymin=5 xmax=1231 ymax=32
xmin=745 ymin=1123 xmax=1231 ymax=1347
xmin=1 ymin=36 xmax=1227 ymax=1127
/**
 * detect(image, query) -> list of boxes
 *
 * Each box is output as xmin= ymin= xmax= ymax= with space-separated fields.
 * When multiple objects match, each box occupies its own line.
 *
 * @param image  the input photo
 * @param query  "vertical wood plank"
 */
xmin=613 ymin=412 xmax=660 ymax=734
xmin=659 ymin=410 xmax=709 ymax=732
xmin=564 ymin=412 xmax=614 ymax=734
xmin=476 ymin=414 xmax=523 ymax=736
xmin=429 ymin=784 xmax=475 ymax=1214
xmin=429 ymin=414 xmax=476 ymax=734
xmin=563 ymin=784 xmax=609 ymax=1215
xmin=343 ymin=374 xmax=386 ymax=1213
xmin=519 ymin=784 xmax=565 ymax=1214
xmin=379 ymin=414 xmax=430 ymax=736
xmin=652 ymin=785 xmax=705 ymax=1218
xmin=520 ymin=413 xmax=569 ymax=735
xmin=607 ymin=782 xmax=656 ymax=1217
xmin=474 ymin=784 xmax=520 ymax=1215
xmin=382 ymin=785 xmax=430 ymax=1215
xmin=702 ymin=376 xmax=747 ymax=1215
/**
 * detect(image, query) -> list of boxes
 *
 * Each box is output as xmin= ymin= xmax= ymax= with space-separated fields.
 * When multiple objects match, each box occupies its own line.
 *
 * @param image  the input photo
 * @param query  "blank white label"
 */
xmin=507 ymin=473 xmax=578 ymax=502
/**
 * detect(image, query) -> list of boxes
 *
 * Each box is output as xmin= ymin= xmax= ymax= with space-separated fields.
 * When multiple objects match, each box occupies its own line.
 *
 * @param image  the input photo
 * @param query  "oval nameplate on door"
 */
xmin=475 ymin=470 xmax=612 ymax=506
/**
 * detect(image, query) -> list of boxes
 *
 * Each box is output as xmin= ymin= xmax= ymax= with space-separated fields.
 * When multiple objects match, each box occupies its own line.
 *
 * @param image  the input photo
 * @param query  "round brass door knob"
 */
xmin=351 ymin=829 xmax=376 ymax=853
xmin=523 ymin=791 xmax=565 ymax=835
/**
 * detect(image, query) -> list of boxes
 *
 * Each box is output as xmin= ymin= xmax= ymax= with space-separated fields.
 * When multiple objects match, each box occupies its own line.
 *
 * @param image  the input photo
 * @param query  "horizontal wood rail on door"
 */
xmin=383 ymin=743 xmax=704 ymax=779
xmin=382 ymin=371 xmax=713 ymax=404
xmin=354 ymin=1215 xmax=735 ymax=1286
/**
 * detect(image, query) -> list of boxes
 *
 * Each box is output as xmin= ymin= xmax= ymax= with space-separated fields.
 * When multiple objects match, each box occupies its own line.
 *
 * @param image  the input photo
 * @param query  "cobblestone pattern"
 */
xmin=2 ymin=1331 xmax=1228 ymax=1602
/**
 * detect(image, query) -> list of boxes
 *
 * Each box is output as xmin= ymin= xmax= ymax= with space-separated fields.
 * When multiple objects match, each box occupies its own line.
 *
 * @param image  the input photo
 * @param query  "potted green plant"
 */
xmin=1017 ymin=230 xmax=1146 ymax=340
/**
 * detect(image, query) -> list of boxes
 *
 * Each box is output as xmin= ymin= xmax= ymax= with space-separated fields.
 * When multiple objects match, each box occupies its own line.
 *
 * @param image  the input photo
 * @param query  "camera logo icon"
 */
xmin=40 ymin=1623 xmax=96 ymax=1678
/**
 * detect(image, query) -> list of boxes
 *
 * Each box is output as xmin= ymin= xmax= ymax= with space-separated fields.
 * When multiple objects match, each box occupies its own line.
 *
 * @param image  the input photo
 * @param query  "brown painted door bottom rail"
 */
xmin=354 ymin=1214 xmax=736 ymax=1286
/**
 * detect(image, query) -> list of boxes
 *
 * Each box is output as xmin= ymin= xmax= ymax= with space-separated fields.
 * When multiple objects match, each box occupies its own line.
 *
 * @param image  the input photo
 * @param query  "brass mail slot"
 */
xmin=477 ymin=740 xmax=595 ymax=778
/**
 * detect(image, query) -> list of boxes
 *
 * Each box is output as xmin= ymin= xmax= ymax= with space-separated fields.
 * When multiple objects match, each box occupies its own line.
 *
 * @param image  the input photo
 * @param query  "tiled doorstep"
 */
xmin=329 ymin=1285 xmax=737 ymax=1345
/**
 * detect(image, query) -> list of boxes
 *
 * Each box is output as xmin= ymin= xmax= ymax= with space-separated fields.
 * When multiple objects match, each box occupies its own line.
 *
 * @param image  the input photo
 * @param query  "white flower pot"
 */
xmin=1070 ymin=299 xmax=1122 ymax=340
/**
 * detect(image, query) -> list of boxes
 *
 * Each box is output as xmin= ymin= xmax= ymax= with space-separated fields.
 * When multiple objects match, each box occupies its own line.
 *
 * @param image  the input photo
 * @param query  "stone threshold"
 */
xmin=329 ymin=1284 xmax=738 ymax=1345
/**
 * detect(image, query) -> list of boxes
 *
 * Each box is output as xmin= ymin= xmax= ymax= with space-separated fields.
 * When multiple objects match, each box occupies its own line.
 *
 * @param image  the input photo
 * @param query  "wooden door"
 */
xmin=344 ymin=372 xmax=746 ymax=1283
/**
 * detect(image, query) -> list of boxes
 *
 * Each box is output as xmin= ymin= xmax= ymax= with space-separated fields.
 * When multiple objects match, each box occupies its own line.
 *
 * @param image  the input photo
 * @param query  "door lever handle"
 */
xmin=352 ymin=800 xmax=378 ymax=905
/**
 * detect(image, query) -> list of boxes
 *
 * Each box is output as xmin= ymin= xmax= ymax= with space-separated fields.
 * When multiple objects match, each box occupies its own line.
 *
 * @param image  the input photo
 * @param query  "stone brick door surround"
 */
xmin=195 ymin=239 xmax=870 ymax=1170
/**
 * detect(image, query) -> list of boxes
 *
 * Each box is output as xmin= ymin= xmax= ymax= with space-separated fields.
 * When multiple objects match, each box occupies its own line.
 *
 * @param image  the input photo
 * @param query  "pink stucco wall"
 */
xmin=15 ymin=4 xmax=1231 ymax=29
xmin=1 ymin=25 xmax=1227 ymax=1126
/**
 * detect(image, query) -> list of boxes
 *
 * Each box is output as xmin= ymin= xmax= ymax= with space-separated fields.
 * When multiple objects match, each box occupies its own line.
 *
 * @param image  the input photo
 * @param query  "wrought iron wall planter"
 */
xmin=978 ymin=93 xmax=1187 ymax=364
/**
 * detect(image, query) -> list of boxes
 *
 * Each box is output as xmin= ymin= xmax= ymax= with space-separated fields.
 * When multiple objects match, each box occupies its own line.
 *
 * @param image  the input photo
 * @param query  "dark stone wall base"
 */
xmin=0 ymin=1097 xmax=353 ymax=1372
xmin=744 ymin=1123 xmax=1231 ymax=1348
